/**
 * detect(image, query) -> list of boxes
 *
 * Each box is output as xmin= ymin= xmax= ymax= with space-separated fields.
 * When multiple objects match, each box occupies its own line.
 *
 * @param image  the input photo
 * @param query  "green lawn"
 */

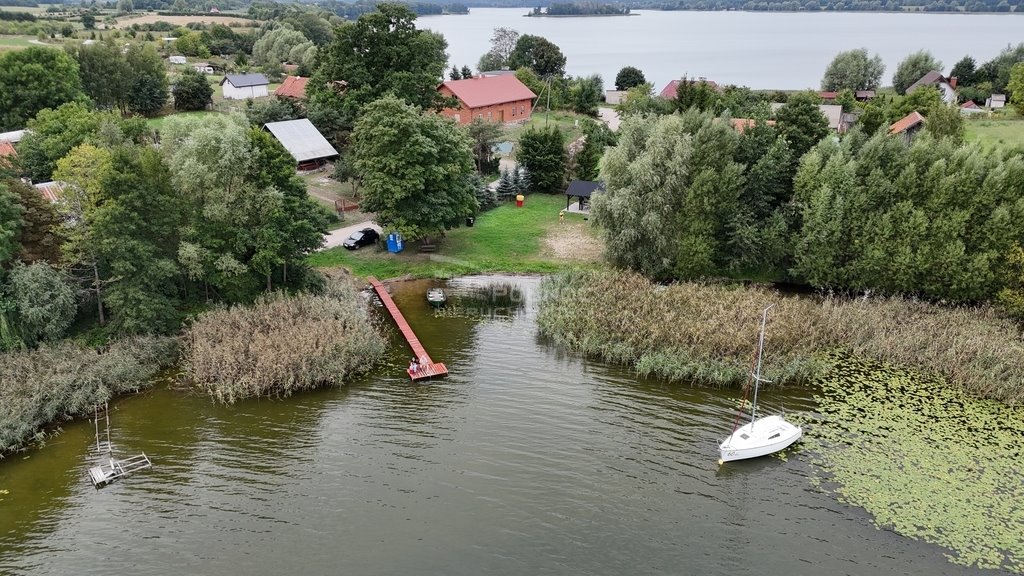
xmin=506 ymin=110 xmax=590 ymax=144
xmin=0 ymin=36 xmax=34 ymax=51
xmin=307 ymin=194 xmax=601 ymax=279
xmin=965 ymin=115 xmax=1024 ymax=149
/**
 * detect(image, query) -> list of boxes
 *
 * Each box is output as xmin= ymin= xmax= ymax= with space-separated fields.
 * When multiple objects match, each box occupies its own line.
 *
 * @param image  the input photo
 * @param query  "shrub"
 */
xmin=184 ymin=278 xmax=386 ymax=403
xmin=0 ymin=336 xmax=179 ymax=454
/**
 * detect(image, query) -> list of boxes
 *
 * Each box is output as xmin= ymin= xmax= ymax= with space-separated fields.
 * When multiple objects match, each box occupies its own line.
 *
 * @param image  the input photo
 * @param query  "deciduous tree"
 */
xmin=311 ymin=3 xmax=447 ymax=119
xmin=774 ymin=91 xmax=830 ymax=159
xmin=467 ymin=117 xmax=503 ymax=174
xmin=4 ymin=262 xmax=75 ymax=345
xmin=477 ymin=27 xmax=519 ymax=71
xmin=0 ymin=47 xmax=85 ymax=131
xmin=615 ymin=66 xmax=646 ymax=91
xmin=892 ymin=50 xmax=943 ymax=94
xmin=820 ymin=48 xmax=884 ymax=91
xmin=507 ymin=34 xmax=566 ymax=78
xmin=352 ymin=95 xmax=476 ymax=241
xmin=1008 ymin=62 xmax=1024 ymax=115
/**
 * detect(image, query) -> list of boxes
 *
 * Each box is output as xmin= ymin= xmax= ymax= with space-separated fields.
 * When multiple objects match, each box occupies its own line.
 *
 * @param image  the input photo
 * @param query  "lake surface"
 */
xmin=0 ymin=276 xmax=1003 ymax=575
xmin=421 ymin=9 xmax=1023 ymax=90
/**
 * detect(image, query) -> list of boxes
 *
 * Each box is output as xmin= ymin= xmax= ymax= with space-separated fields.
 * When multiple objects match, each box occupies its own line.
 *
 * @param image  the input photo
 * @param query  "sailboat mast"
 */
xmin=750 ymin=304 xmax=774 ymax=426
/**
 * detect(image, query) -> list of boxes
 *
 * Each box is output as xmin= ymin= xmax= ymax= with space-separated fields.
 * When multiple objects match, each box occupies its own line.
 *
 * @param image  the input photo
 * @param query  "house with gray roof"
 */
xmin=221 ymin=73 xmax=270 ymax=100
xmin=263 ymin=119 xmax=339 ymax=170
xmin=906 ymin=70 xmax=957 ymax=105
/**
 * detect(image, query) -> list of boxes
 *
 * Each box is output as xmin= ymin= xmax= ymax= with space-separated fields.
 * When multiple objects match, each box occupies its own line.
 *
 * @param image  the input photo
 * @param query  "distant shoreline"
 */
xmin=524 ymin=13 xmax=639 ymax=17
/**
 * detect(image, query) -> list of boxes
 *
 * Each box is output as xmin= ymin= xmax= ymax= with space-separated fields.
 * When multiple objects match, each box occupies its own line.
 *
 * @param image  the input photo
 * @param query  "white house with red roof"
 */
xmin=438 ymin=75 xmax=537 ymax=125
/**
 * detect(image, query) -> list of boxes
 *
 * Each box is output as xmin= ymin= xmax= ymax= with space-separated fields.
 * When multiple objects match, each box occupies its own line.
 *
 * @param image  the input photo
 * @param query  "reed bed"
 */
xmin=537 ymin=269 xmax=1024 ymax=404
xmin=184 ymin=279 xmax=386 ymax=403
xmin=0 ymin=336 xmax=180 ymax=454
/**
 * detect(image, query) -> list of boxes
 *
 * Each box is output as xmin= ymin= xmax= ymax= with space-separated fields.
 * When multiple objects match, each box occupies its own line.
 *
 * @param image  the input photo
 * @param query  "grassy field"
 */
xmin=307 ymin=194 xmax=603 ymax=279
xmin=112 ymin=13 xmax=260 ymax=29
xmin=0 ymin=35 xmax=35 ymax=51
xmin=506 ymin=110 xmax=590 ymax=145
xmin=146 ymin=110 xmax=221 ymax=131
xmin=964 ymin=109 xmax=1024 ymax=149
xmin=0 ymin=5 xmax=47 ymax=13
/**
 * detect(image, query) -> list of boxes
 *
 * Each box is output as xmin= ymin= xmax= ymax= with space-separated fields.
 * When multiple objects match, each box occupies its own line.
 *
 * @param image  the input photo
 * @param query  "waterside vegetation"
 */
xmin=537 ymin=269 xmax=1024 ymax=404
xmin=184 ymin=278 xmax=386 ymax=404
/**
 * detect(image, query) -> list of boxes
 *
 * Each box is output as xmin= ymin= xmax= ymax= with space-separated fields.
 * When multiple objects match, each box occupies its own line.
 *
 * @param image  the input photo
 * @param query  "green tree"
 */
xmin=858 ymin=102 xmax=886 ymax=135
xmin=449 ymin=65 xmax=462 ymax=80
xmin=674 ymin=77 xmax=720 ymax=113
xmin=924 ymin=103 xmax=964 ymax=141
xmin=820 ymin=48 xmax=885 ymax=91
xmin=616 ymin=82 xmax=671 ymax=117
xmin=0 ymin=47 xmax=85 ymax=131
xmin=17 ymin=102 xmax=105 ymax=182
xmin=351 ymin=95 xmax=476 ymax=241
xmin=252 ymin=24 xmax=313 ymax=69
xmin=81 ymin=12 xmax=96 ymax=29
xmin=310 ymin=3 xmax=448 ymax=119
xmin=1008 ymin=62 xmax=1024 ymax=115
xmin=175 ymin=31 xmax=210 ymax=58
xmin=92 ymin=146 xmax=183 ymax=334
xmin=615 ymin=66 xmax=646 ymax=91
xmin=892 ymin=50 xmax=943 ymax=94
xmin=573 ymin=119 xmax=613 ymax=182
xmin=508 ymin=34 xmax=566 ymax=78
xmin=477 ymin=26 xmax=519 ymax=72
xmin=835 ymin=88 xmax=857 ymax=112
xmin=461 ymin=65 xmax=473 ymax=79
xmin=5 ymin=262 xmax=75 ymax=345
xmin=172 ymin=68 xmax=213 ymax=111
xmin=950 ymin=55 xmax=977 ymax=86
xmin=5 ymin=178 xmax=61 ymax=264
xmin=0 ymin=181 xmax=23 ymax=265
xmin=570 ymin=74 xmax=603 ymax=116
xmin=74 ymin=42 xmax=168 ymax=116
xmin=592 ymin=110 xmax=745 ymax=280
xmin=517 ymin=125 xmax=566 ymax=194
xmin=774 ymin=91 xmax=830 ymax=159
xmin=467 ymin=116 xmax=503 ymax=174
xmin=889 ymin=85 xmax=943 ymax=120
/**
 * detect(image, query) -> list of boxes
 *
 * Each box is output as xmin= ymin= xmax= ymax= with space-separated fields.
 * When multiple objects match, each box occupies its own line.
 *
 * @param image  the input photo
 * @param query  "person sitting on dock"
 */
xmin=409 ymin=357 xmax=420 ymax=373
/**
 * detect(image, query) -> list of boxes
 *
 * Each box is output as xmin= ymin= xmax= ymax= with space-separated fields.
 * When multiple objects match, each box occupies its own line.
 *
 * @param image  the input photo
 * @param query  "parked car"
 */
xmin=342 ymin=228 xmax=380 ymax=250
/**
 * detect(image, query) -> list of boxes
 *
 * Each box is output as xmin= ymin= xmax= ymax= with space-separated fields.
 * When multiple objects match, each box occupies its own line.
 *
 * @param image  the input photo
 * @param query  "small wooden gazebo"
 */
xmin=565 ymin=180 xmax=603 ymax=212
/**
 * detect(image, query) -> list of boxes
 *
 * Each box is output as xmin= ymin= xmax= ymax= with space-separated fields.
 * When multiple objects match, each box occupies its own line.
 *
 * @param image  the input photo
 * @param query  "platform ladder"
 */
xmin=87 ymin=402 xmax=152 ymax=488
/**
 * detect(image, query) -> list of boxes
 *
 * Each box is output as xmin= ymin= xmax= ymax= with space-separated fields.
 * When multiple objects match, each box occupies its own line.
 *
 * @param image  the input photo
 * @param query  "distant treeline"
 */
xmin=529 ymin=2 xmax=631 ymax=14
xmin=318 ymin=0 xmax=469 ymax=18
xmin=0 ymin=0 xmax=37 ymax=6
xmin=0 ymin=10 xmax=35 ymax=20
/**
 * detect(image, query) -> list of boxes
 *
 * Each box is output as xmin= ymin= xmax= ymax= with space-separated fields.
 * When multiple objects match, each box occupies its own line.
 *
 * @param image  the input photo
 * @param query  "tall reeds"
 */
xmin=0 ymin=336 xmax=180 ymax=454
xmin=184 ymin=279 xmax=386 ymax=403
xmin=537 ymin=270 xmax=1024 ymax=404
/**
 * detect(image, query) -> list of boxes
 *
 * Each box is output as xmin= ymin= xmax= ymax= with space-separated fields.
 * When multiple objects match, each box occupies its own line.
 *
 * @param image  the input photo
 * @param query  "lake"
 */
xmin=420 ymin=9 xmax=1023 ymax=90
xmin=0 ymin=276 xmax=1000 ymax=575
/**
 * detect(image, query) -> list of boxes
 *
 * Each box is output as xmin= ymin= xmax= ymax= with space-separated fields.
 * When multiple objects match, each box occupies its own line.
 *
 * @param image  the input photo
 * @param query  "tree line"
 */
xmin=527 ymin=2 xmax=632 ymax=15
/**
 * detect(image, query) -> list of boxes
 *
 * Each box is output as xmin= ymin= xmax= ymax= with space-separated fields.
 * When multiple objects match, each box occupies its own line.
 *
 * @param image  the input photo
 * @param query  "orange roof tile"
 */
xmin=888 ymin=111 xmax=926 ymax=135
xmin=275 ymin=76 xmax=308 ymax=99
xmin=659 ymin=78 xmax=720 ymax=99
xmin=34 ymin=181 xmax=64 ymax=203
xmin=960 ymin=100 xmax=978 ymax=109
xmin=0 ymin=140 xmax=15 ymax=158
xmin=439 ymin=75 xmax=536 ymax=109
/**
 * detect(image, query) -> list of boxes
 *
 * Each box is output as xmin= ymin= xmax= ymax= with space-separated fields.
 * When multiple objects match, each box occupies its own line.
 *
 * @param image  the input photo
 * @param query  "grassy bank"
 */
xmin=0 ymin=336 xmax=179 ymax=454
xmin=308 ymin=194 xmax=602 ymax=278
xmin=536 ymin=269 xmax=1024 ymax=403
xmin=184 ymin=278 xmax=386 ymax=403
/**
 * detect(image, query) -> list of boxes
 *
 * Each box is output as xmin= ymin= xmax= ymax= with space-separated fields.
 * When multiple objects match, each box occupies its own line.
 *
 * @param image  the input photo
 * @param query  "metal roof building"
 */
xmin=263 ymin=119 xmax=339 ymax=167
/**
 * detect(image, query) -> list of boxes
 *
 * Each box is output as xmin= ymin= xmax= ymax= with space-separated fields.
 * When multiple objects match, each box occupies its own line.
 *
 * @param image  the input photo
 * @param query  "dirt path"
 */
xmin=539 ymin=217 xmax=604 ymax=263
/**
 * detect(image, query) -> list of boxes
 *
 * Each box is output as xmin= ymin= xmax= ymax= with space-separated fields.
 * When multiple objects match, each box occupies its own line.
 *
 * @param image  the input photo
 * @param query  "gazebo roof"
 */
xmin=565 ymin=180 xmax=603 ymax=198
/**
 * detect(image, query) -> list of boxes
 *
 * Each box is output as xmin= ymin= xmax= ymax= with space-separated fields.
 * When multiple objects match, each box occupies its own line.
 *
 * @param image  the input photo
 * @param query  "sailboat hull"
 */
xmin=719 ymin=415 xmax=802 ymax=462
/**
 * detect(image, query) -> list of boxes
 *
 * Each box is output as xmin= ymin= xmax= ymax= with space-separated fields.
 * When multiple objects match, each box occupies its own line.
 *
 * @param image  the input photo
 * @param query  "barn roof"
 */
xmin=263 ymin=119 xmax=338 ymax=163
xmin=889 ymin=111 xmax=926 ymax=135
xmin=275 ymin=76 xmax=308 ymax=99
xmin=439 ymin=75 xmax=536 ymax=109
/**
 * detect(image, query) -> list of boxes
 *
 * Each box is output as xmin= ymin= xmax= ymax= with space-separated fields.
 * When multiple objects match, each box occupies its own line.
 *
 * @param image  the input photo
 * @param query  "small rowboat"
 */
xmin=427 ymin=288 xmax=447 ymax=307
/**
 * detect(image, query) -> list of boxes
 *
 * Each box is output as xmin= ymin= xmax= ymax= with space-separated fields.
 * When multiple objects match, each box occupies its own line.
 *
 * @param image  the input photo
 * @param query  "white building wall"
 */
xmin=222 ymin=83 xmax=269 ymax=100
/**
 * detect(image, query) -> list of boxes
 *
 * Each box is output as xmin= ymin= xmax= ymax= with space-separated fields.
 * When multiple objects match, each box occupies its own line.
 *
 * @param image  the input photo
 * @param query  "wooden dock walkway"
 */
xmin=368 ymin=276 xmax=448 ymax=381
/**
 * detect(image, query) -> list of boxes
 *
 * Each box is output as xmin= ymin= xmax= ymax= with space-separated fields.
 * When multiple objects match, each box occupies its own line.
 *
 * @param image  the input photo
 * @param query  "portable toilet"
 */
xmin=387 ymin=232 xmax=404 ymax=253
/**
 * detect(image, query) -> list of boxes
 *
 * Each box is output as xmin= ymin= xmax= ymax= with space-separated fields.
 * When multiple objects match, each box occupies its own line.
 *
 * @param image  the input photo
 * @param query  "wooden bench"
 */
xmin=419 ymin=244 xmax=437 ymax=253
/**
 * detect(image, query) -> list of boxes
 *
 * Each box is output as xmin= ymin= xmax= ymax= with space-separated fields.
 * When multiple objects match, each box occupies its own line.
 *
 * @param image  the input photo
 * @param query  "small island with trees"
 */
xmin=526 ymin=2 xmax=634 ymax=16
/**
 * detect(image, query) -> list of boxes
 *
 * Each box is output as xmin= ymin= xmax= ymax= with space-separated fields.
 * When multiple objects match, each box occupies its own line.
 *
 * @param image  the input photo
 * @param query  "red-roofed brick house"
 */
xmin=438 ymin=75 xmax=537 ymax=124
xmin=275 ymin=76 xmax=309 ymax=100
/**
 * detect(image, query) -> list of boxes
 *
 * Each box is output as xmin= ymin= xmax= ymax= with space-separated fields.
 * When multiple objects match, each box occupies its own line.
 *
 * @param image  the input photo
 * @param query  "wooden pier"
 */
xmin=368 ymin=276 xmax=448 ymax=381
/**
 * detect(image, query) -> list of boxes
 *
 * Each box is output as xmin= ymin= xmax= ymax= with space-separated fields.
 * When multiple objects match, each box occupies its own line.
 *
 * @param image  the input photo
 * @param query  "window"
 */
xmin=512 ymin=106 xmax=516 ymax=117
xmin=521 ymin=106 xmax=525 ymax=115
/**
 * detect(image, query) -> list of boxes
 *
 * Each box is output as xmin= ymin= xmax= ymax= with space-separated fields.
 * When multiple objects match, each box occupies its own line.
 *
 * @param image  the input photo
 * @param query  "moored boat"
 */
xmin=427 ymin=288 xmax=447 ymax=307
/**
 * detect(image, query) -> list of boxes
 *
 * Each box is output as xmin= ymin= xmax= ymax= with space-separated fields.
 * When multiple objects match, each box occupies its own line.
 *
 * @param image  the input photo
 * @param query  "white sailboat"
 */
xmin=719 ymin=304 xmax=802 ymax=464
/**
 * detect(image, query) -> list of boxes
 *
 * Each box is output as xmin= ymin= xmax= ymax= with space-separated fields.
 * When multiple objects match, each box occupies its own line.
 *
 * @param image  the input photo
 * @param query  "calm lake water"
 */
xmin=0 ymin=276 xmax=1003 ymax=575
xmin=421 ymin=9 xmax=1023 ymax=90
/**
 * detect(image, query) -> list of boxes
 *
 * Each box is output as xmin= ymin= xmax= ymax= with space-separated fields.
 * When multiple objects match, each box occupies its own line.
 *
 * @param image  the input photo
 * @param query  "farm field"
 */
xmin=965 ymin=110 xmax=1024 ymax=149
xmin=112 ymin=13 xmax=260 ymax=28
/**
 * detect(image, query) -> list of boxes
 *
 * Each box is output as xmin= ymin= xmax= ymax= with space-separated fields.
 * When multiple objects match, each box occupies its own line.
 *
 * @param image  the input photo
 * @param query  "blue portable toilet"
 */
xmin=387 ymin=232 xmax=404 ymax=253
